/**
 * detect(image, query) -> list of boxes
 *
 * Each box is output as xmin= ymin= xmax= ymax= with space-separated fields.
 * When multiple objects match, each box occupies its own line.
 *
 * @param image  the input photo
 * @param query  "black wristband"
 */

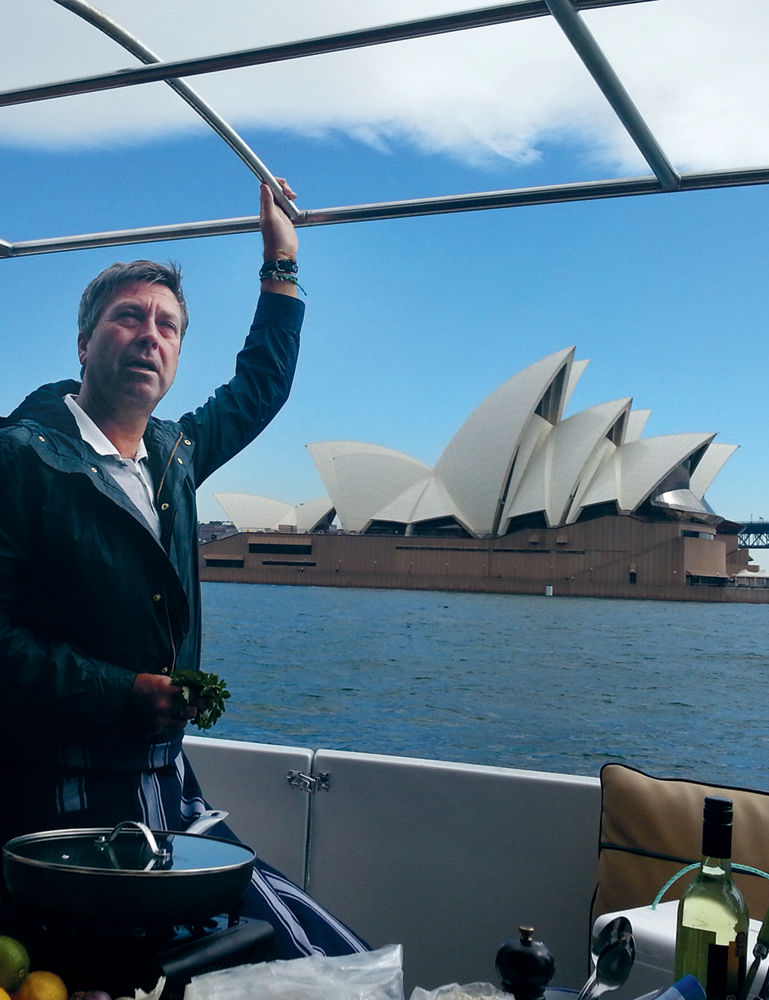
xmin=259 ymin=258 xmax=305 ymax=295
xmin=260 ymin=259 xmax=298 ymax=278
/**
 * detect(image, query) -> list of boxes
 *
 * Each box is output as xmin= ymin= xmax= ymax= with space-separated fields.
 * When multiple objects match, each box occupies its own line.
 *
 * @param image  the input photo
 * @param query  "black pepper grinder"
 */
xmin=496 ymin=925 xmax=556 ymax=1000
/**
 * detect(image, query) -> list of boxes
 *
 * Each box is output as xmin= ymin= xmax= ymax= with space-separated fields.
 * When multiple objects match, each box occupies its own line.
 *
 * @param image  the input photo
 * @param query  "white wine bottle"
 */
xmin=674 ymin=796 xmax=749 ymax=1000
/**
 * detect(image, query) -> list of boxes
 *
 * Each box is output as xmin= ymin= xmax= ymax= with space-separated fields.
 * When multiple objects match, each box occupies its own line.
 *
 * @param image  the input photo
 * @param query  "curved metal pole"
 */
xmin=51 ymin=0 xmax=300 ymax=221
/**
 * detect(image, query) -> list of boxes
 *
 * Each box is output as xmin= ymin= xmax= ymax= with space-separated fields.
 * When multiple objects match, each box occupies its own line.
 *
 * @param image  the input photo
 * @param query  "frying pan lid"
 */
xmin=3 ymin=821 xmax=254 ymax=875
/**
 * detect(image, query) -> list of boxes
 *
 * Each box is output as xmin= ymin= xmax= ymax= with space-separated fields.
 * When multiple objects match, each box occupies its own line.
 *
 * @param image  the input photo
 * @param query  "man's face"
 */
xmin=78 ymin=281 xmax=183 ymax=414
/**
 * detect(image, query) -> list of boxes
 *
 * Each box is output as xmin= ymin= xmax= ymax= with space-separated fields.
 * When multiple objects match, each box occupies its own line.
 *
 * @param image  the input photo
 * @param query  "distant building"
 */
xmin=197 ymin=520 xmax=237 ymax=544
xmin=215 ymin=346 xmax=735 ymax=538
xmin=202 ymin=346 xmax=764 ymax=601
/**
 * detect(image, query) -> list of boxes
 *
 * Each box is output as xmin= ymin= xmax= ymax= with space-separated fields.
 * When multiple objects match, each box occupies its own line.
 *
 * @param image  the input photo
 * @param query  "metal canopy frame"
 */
xmin=2 ymin=0 xmax=769 ymax=259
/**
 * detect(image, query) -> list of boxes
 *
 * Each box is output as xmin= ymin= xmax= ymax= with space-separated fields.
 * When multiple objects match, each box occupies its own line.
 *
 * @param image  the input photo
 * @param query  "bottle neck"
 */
xmin=702 ymin=821 xmax=732 ymax=861
xmin=700 ymin=855 xmax=733 ymax=878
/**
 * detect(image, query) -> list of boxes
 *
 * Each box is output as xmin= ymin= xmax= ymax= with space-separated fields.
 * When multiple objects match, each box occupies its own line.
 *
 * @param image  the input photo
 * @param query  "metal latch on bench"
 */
xmin=286 ymin=770 xmax=331 ymax=793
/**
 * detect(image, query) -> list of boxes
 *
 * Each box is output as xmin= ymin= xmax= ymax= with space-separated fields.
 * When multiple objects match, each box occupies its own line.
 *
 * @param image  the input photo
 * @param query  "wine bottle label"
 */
xmin=705 ymin=934 xmax=747 ymax=1000
xmin=676 ymin=927 xmax=747 ymax=1000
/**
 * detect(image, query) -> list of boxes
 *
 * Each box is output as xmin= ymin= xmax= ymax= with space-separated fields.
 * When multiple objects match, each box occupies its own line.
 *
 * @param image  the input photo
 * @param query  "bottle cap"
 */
xmin=703 ymin=796 xmax=733 ymax=825
xmin=673 ymin=974 xmax=706 ymax=1000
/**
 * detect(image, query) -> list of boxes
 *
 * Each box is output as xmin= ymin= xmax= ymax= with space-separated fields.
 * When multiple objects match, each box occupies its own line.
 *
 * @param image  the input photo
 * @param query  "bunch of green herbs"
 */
xmin=171 ymin=669 xmax=231 ymax=730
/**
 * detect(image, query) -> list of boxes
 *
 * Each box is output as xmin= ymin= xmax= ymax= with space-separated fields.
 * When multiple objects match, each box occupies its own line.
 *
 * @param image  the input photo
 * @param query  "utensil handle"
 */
xmin=185 ymin=809 xmax=230 ymax=835
xmin=575 ymin=971 xmax=598 ymax=1000
xmin=96 ymin=820 xmax=170 ymax=860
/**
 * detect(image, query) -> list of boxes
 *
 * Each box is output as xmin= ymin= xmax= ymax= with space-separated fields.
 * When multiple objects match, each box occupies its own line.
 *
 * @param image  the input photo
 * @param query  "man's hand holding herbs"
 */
xmin=127 ymin=670 xmax=229 ymax=739
xmin=170 ymin=669 xmax=231 ymax=731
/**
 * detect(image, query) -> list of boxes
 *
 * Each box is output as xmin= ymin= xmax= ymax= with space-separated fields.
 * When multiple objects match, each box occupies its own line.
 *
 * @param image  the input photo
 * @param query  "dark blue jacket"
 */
xmin=0 ymin=291 xmax=303 ymax=770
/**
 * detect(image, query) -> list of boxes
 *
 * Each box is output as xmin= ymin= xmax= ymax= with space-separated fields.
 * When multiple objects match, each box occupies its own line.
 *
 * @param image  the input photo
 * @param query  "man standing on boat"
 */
xmin=0 ymin=178 xmax=368 ymax=959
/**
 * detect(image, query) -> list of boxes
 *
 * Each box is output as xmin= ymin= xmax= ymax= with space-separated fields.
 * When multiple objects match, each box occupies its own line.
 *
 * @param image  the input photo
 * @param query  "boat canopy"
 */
xmin=2 ymin=0 xmax=768 ymax=258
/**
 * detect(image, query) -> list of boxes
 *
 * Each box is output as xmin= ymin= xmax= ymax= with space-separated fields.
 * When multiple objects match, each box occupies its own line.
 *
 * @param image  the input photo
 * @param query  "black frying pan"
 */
xmin=2 ymin=818 xmax=255 ymax=927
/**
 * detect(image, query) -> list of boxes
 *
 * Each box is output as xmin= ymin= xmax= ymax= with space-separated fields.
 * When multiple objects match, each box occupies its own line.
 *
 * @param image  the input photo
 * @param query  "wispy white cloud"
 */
xmin=2 ymin=0 xmax=768 ymax=174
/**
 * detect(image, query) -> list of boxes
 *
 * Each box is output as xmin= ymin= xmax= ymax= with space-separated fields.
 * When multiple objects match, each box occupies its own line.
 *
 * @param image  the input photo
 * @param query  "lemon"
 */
xmin=0 ymin=988 xmax=11 ymax=1000
xmin=12 ymin=971 xmax=67 ymax=1000
xmin=0 ymin=936 xmax=29 ymax=993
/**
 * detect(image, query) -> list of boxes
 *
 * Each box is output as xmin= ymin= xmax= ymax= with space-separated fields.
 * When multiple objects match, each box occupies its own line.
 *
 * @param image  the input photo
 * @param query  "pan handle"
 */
xmin=185 ymin=809 xmax=230 ymax=836
xmin=95 ymin=820 xmax=171 ymax=867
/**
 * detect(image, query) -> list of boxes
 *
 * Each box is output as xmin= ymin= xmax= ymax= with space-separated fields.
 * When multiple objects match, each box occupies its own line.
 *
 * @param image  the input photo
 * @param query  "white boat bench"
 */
xmin=184 ymin=735 xmax=601 ymax=994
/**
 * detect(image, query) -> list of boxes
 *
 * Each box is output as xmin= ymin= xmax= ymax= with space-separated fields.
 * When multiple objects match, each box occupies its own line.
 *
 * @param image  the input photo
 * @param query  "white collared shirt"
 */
xmin=64 ymin=394 xmax=162 ymax=541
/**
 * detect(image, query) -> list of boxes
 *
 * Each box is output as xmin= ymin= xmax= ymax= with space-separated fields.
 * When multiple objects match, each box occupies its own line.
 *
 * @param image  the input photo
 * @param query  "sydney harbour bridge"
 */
xmin=739 ymin=522 xmax=769 ymax=549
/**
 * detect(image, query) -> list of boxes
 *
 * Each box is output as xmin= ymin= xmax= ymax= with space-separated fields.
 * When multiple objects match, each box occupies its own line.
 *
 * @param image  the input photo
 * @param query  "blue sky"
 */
xmin=1 ymin=1 xmax=768 ymax=542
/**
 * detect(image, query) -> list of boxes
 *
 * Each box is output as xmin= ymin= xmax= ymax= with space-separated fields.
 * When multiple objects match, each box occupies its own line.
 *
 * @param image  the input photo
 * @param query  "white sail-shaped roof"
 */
xmin=409 ymin=477 xmax=474 ymax=531
xmin=503 ymin=398 xmax=632 ymax=528
xmin=215 ymin=493 xmax=333 ymax=532
xmin=562 ymin=359 xmax=589 ymax=411
xmin=565 ymin=438 xmax=619 ymax=524
xmin=215 ymin=493 xmax=289 ymax=530
xmin=372 ymin=475 xmax=471 ymax=532
xmin=300 ymin=348 xmax=735 ymax=537
xmin=295 ymin=497 xmax=337 ymax=531
xmin=366 ymin=477 xmax=436 ymax=527
xmin=307 ymin=441 xmax=431 ymax=533
xmin=624 ymin=409 xmax=651 ymax=442
xmin=500 ymin=413 xmax=554 ymax=522
xmin=578 ymin=433 xmax=716 ymax=514
xmin=689 ymin=442 xmax=739 ymax=499
xmin=435 ymin=347 xmax=575 ymax=536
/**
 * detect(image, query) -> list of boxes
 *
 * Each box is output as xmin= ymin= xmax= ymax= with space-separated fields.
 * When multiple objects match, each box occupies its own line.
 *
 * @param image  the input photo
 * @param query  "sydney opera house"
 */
xmin=200 ymin=347 xmax=762 ymax=602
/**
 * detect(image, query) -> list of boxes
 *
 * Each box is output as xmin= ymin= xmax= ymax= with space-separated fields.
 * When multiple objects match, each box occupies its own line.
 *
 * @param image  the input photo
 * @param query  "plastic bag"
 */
xmin=183 ymin=943 xmax=404 ymax=1000
xmin=114 ymin=976 xmax=166 ymax=1000
xmin=410 ymin=984 xmax=507 ymax=1000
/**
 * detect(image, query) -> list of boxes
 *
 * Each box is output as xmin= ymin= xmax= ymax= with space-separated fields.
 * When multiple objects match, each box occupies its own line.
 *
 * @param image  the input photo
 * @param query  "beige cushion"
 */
xmin=593 ymin=763 xmax=769 ymax=923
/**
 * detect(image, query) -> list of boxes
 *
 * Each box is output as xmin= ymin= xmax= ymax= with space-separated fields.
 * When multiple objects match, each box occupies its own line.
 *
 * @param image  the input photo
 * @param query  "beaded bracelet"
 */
xmin=259 ymin=259 xmax=306 ymax=294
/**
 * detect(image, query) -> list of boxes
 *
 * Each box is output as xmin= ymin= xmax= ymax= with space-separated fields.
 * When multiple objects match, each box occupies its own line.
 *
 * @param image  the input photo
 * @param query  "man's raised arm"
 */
xmin=259 ymin=178 xmax=300 ymax=298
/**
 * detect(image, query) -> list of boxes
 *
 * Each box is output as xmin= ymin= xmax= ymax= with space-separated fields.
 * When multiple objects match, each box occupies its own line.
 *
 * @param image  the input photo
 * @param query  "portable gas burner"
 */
xmin=3 ymin=906 xmax=274 ymax=1000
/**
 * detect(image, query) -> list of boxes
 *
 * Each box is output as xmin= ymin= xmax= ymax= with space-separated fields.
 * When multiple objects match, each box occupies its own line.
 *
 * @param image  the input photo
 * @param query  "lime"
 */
xmin=13 ymin=970 xmax=67 ymax=1000
xmin=0 ymin=935 xmax=29 ymax=992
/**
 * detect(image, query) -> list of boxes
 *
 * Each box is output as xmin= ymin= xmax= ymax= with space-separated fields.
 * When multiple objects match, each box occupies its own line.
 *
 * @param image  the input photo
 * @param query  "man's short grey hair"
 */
xmin=78 ymin=260 xmax=189 ymax=343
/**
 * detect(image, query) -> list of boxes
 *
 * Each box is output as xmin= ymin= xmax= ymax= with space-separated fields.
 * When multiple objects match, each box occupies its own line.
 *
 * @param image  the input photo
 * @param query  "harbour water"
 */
xmin=199 ymin=582 xmax=768 ymax=789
